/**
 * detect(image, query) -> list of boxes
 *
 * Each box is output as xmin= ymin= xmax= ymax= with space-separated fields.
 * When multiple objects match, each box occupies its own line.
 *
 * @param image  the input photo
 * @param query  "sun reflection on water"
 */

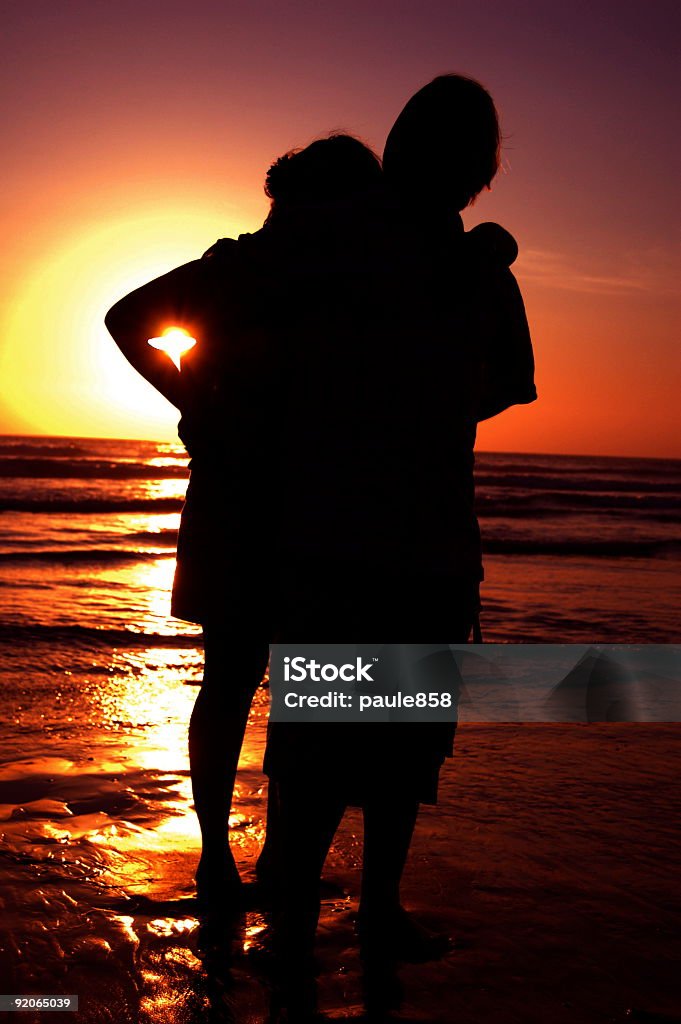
xmin=125 ymin=556 xmax=176 ymax=618
xmin=140 ymin=477 xmax=188 ymax=501
xmin=147 ymin=456 xmax=190 ymax=470
xmin=104 ymin=556 xmax=202 ymax=636
xmin=242 ymin=912 xmax=269 ymax=954
xmin=55 ymin=584 xmax=270 ymax=927
xmin=146 ymin=918 xmax=199 ymax=939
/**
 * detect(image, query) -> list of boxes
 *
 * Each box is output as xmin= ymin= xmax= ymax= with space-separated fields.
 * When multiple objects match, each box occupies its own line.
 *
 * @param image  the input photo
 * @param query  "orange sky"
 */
xmin=1 ymin=0 xmax=679 ymax=457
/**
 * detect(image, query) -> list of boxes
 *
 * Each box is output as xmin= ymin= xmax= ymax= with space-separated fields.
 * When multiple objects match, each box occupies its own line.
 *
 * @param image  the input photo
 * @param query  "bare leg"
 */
xmin=254 ymin=776 xmax=280 ymax=889
xmin=275 ymin=780 xmax=346 ymax=960
xmin=361 ymin=794 xmax=452 ymax=966
xmin=360 ymin=795 xmax=419 ymax=931
xmin=189 ymin=627 xmax=269 ymax=904
xmin=271 ymin=780 xmax=346 ymax=1018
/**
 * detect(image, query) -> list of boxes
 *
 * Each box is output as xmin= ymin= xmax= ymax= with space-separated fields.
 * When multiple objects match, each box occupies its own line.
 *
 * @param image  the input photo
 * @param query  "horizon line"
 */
xmin=0 ymin=431 xmax=679 ymax=464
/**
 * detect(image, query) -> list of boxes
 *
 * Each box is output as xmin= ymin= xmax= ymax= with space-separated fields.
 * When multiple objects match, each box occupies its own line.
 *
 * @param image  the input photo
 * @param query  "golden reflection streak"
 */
xmin=242 ymin=912 xmax=269 ymax=954
xmin=139 ymin=478 xmax=187 ymax=502
xmin=118 ymin=556 xmax=187 ymax=630
xmin=146 ymin=918 xmax=198 ymax=938
xmin=83 ymin=557 xmax=269 ymax=907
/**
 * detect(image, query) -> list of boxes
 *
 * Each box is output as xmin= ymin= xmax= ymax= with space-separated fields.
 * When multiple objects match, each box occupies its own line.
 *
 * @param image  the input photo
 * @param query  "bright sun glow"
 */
xmin=0 ymin=205 xmax=249 ymax=439
xmin=148 ymin=327 xmax=196 ymax=371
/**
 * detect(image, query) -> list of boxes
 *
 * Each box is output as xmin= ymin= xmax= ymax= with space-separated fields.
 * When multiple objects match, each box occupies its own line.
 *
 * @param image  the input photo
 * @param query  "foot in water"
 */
xmin=196 ymin=857 xmax=284 ymax=915
xmin=269 ymin=962 xmax=320 ymax=1024
xmin=359 ymin=905 xmax=453 ymax=964
xmin=362 ymin=958 xmax=404 ymax=1018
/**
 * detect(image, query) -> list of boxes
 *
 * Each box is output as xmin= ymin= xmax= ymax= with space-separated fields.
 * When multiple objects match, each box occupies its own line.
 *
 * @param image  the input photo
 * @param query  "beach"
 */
xmin=1 ymin=436 xmax=680 ymax=1021
xmin=1 ymin=716 xmax=679 ymax=1022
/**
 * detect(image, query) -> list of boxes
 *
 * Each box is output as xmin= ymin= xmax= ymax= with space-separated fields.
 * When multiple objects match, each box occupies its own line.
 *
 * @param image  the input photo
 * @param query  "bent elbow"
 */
xmin=104 ymin=300 xmax=123 ymax=339
xmin=104 ymin=295 xmax=140 ymax=349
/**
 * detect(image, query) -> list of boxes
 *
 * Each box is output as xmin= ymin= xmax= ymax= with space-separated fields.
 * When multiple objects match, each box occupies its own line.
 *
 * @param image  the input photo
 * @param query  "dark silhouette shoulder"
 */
xmin=466 ymin=221 xmax=519 ymax=267
xmin=465 ymin=222 xmax=537 ymax=420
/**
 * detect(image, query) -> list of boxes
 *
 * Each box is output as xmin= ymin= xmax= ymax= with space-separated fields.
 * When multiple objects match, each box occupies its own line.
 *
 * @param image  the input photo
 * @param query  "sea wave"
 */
xmin=0 ymin=536 xmax=679 ymax=564
xmin=476 ymin=491 xmax=681 ymax=512
xmin=128 ymin=529 xmax=178 ymax=544
xmin=483 ymin=538 xmax=681 ymax=557
xmin=475 ymin=473 xmax=681 ymax=493
xmin=0 ymin=498 xmax=183 ymax=513
xmin=0 ymin=458 xmax=188 ymax=480
xmin=0 ymin=623 xmax=199 ymax=648
xmin=2 ymin=493 xmax=678 ymax=518
xmin=0 ymin=441 xmax=94 ymax=457
xmin=1 ymin=461 xmax=678 ymax=492
xmin=0 ymin=548 xmax=173 ymax=564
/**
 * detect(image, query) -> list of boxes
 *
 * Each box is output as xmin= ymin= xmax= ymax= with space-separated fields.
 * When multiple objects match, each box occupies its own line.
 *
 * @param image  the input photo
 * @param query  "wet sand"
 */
xmin=1 ymin=715 xmax=680 ymax=1022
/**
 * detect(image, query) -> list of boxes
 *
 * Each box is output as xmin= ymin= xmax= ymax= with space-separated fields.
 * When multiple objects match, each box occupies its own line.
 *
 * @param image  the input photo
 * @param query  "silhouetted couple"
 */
xmin=106 ymin=73 xmax=536 ymax=1019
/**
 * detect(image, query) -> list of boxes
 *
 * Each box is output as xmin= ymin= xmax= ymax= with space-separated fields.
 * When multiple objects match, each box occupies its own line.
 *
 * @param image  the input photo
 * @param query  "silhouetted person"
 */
xmin=104 ymin=73 xmax=536 ymax=1022
xmin=262 ymin=75 xmax=536 ymax=1019
xmin=105 ymin=231 xmax=269 ymax=912
xmin=104 ymin=135 xmax=384 ymax=915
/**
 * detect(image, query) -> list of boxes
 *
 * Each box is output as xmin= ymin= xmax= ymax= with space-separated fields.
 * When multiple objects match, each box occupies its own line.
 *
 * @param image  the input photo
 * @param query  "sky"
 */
xmin=1 ymin=0 xmax=679 ymax=457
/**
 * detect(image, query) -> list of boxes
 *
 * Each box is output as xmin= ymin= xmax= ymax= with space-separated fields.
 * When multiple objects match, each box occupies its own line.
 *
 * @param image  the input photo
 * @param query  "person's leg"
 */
xmin=275 ymin=779 xmax=346 ymax=958
xmin=357 ymin=587 xmax=477 ymax=963
xmin=254 ymin=774 xmax=280 ymax=889
xmin=360 ymin=795 xmax=419 ymax=921
xmin=189 ymin=626 xmax=269 ymax=903
xmin=271 ymin=778 xmax=346 ymax=1017
xmin=360 ymin=792 xmax=454 ymax=971
xmin=359 ymin=794 xmax=419 ymax=933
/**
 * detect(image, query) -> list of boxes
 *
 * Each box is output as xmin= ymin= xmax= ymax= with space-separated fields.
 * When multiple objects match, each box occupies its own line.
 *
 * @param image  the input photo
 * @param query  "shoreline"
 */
xmin=1 ymin=723 xmax=679 ymax=1021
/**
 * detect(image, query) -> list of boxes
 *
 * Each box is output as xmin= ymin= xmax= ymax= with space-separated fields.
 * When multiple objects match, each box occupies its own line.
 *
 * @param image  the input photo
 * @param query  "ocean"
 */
xmin=1 ymin=435 xmax=679 ymax=648
xmin=1 ymin=435 xmax=679 ymax=742
xmin=0 ymin=435 xmax=679 ymax=1019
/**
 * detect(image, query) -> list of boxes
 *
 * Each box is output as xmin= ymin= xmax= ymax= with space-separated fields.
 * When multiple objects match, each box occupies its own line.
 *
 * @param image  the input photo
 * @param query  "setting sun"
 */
xmin=0 ymin=2 xmax=678 ymax=457
xmin=149 ymin=327 xmax=197 ymax=371
xmin=0 ymin=206 xmax=253 ymax=439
